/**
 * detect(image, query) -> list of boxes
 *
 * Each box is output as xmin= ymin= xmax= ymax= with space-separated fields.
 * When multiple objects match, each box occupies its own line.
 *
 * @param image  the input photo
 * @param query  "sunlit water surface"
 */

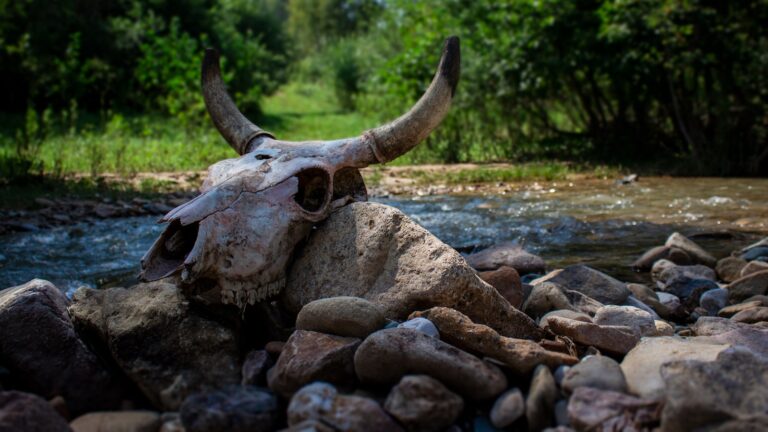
xmin=1 ymin=177 xmax=766 ymax=295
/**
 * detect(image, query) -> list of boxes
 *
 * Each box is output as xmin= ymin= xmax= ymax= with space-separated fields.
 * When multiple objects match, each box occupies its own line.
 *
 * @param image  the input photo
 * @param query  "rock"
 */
xmin=656 ymin=292 xmax=682 ymax=313
xmin=533 ymin=265 xmax=630 ymax=305
xmin=523 ymin=283 xmax=603 ymax=319
xmin=699 ymin=288 xmax=728 ymax=315
xmin=699 ymin=327 xmax=768 ymax=357
xmin=287 ymin=382 xmax=403 ymax=432
xmin=267 ymin=330 xmax=360 ymax=398
xmin=280 ymin=419 xmax=336 ymax=432
xmin=296 ymin=297 xmax=385 ymax=338
xmin=411 ymin=307 xmax=577 ymax=374
xmin=540 ymin=310 xmax=592 ymax=328
xmin=70 ymin=411 xmax=160 ymax=432
xmin=627 ymin=283 xmax=658 ymax=302
xmin=594 ymin=305 xmax=656 ymax=337
xmin=0 ymin=391 xmax=71 ymax=432
xmin=718 ymin=300 xmax=764 ymax=317
xmin=620 ymin=337 xmax=729 ymax=399
xmin=727 ymin=270 xmax=768 ymax=302
xmin=623 ymin=295 xmax=660 ymax=319
xmin=465 ymin=243 xmax=546 ymax=275
xmin=0 ymin=279 xmax=122 ymax=415
xmin=716 ymin=257 xmax=748 ymax=283
xmin=68 ymin=282 xmax=240 ymax=410
xmin=657 ymin=270 xmax=719 ymax=307
xmin=690 ymin=316 xmax=754 ymax=336
xmin=526 ymin=365 xmax=558 ymax=432
xmin=241 ymin=350 xmax=273 ymax=387
xmin=665 ymin=232 xmax=716 ymax=267
xmin=284 ymin=203 xmax=543 ymax=340
xmin=627 ymin=284 xmax=673 ymax=318
xmin=632 ymin=246 xmax=691 ymax=271
xmin=265 ymin=341 xmax=285 ymax=356
xmin=567 ymin=387 xmax=660 ymax=431
xmin=658 ymin=263 xmax=717 ymax=282
xmin=731 ymin=306 xmax=768 ymax=323
xmin=479 ymin=266 xmax=524 ymax=308
xmin=398 ymin=318 xmax=439 ymax=339
xmin=561 ymin=355 xmax=627 ymax=395
xmin=159 ymin=413 xmax=183 ymax=432
xmin=180 ymin=386 xmax=277 ymax=432
xmin=542 ymin=316 xmax=639 ymax=356
xmin=383 ymin=375 xmax=463 ymax=432
xmin=653 ymin=320 xmax=675 ymax=336
xmin=742 ymin=246 xmax=768 ymax=261
xmin=660 ymin=348 xmax=768 ymax=432
xmin=554 ymin=399 xmax=569 ymax=427
xmin=651 ymin=259 xmax=677 ymax=283
xmin=354 ymin=328 xmax=507 ymax=400
xmin=741 ymin=260 xmax=768 ymax=277
xmin=490 ymin=388 xmax=524 ymax=428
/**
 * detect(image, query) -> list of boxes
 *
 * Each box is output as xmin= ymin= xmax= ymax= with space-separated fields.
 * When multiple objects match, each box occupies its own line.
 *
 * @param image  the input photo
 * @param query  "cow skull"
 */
xmin=139 ymin=37 xmax=460 ymax=308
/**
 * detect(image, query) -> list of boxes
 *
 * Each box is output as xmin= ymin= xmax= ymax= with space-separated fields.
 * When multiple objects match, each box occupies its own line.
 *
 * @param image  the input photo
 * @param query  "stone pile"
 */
xmin=0 ymin=204 xmax=767 ymax=431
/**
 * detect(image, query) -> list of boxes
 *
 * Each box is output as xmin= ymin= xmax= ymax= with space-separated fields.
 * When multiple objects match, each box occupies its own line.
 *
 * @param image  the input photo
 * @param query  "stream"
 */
xmin=1 ymin=177 xmax=767 ymax=295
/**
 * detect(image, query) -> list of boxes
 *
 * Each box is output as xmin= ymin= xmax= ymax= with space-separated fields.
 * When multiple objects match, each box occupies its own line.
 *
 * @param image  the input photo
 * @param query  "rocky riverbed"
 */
xmin=1 ymin=201 xmax=768 ymax=431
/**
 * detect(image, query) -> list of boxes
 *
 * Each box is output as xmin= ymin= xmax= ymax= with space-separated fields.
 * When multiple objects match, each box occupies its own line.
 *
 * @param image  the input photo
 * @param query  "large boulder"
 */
xmin=68 ymin=282 xmax=240 ymax=410
xmin=0 ymin=390 xmax=71 ymax=432
xmin=0 ymin=279 xmax=122 ymax=415
xmin=283 ymin=202 xmax=542 ymax=340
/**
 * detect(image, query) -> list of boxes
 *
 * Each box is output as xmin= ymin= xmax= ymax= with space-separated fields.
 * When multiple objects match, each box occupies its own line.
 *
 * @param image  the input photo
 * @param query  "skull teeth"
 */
xmin=220 ymin=277 xmax=286 ymax=308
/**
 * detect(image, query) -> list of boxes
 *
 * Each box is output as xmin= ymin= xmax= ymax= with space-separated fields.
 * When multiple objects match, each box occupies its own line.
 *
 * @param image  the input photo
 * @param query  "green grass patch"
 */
xmin=404 ymin=163 xmax=621 ymax=185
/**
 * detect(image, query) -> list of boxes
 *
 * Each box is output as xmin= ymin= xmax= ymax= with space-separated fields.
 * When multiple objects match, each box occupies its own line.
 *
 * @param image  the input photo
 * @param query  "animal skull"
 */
xmin=140 ymin=37 xmax=460 ymax=308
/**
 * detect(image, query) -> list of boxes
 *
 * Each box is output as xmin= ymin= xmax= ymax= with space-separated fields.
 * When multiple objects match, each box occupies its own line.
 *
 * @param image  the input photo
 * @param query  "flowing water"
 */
xmin=1 ymin=177 xmax=767 ymax=295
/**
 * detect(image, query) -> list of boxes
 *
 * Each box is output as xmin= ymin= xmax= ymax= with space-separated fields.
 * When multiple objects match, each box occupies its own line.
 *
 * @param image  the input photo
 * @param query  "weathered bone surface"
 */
xmin=140 ymin=37 xmax=461 ymax=308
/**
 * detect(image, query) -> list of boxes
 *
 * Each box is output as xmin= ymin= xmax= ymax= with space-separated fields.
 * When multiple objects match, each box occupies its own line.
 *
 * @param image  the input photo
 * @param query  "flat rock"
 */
xmin=283 ymin=203 xmax=543 ymax=340
xmin=287 ymin=382 xmax=403 ymax=432
xmin=699 ymin=327 xmax=768 ymax=357
xmin=632 ymin=245 xmax=691 ymax=271
xmin=594 ymin=305 xmax=656 ymax=337
xmin=665 ymin=232 xmax=716 ymax=267
xmin=653 ymin=320 xmax=675 ymax=336
xmin=716 ymin=257 xmax=747 ymax=283
xmin=567 ymin=387 xmax=660 ymax=431
xmin=542 ymin=316 xmax=639 ymax=356
xmin=0 ymin=391 xmax=71 ymax=432
xmin=526 ymin=365 xmax=558 ymax=432
xmin=741 ymin=261 xmax=768 ymax=277
xmin=533 ymin=265 xmax=630 ymax=305
xmin=660 ymin=348 xmax=768 ymax=432
xmin=690 ymin=316 xmax=755 ymax=336
xmin=490 ymin=388 xmax=524 ymax=428
xmin=620 ymin=337 xmax=728 ymax=399
xmin=354 ymin=328 xmax=507 ymax=400
xmin=731 ymin=306 xmax=768 ymax=323
xmin=68 ymin=282 xmax=240 ymax=410
xmin=727 ymin=270 xmax=768 ymax=302
xmin=718 ymin=300 xmax=765 ymax=317
xmin=411 ymin=307 xmax=577 ymax=374
xmin=0 ymin=279 xmax=122 ymax=415
xmin=70 ymin=411 xmax=160 ymax=432
xmin=383 ymin=375 xmax=463 ymax=432
xmin=398 ymin=317 xmax=440 ymax=338
xmin=561 ymin=355 xmax=627 ymax=395
xmin=465 ymin=243 xmax=546 ymax=274
xmin=267 ymin=330 xmax=360 ymax=398
xmin=296 ymin=297 xmax=385 ymax=338
xmin=180 ymin=386 xmax=278 ymax=432
xmin=479 ymin=266 xmax=524 ymax=309
xmin=540 ymin=310 xmax=592 ymax=328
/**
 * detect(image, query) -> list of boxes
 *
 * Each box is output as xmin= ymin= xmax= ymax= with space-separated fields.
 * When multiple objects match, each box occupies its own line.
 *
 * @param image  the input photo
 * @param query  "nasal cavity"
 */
xmin=294 ymin=168 xmax=330 ymax=213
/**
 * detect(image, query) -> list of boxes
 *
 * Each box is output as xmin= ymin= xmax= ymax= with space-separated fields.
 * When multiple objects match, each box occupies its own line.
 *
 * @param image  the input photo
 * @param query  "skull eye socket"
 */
xmin=294 ymin=168 xmax=330 ymax=213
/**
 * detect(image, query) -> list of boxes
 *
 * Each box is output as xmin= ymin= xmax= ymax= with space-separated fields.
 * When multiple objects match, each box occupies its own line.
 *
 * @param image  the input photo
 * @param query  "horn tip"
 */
xmin=440 ymin=36 xmax=461 ymax=96
xmin=202 ymin=48 xmax=221 ymax=82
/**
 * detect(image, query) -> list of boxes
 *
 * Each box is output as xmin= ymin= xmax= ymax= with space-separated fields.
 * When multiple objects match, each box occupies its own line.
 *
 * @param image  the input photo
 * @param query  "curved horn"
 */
xmin=362 ymin=36 xmax=460 ymax=164
xmin=202 ymin=49 xmax=274 ymax=155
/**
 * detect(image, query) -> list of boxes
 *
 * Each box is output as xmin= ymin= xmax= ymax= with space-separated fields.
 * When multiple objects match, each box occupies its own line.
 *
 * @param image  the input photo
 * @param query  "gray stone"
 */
xmin=354 ymin=328 xmax=507 ymax=400
xmin=742 ymin=246 xmax=768 ymax=261
xmin=657 ymin=267 xmax=719 ymax=306
xmin=241 ymin=350 xmax=273 ymax=387
xmin=731 ymin=306 xmax=768 ymax=323
xmin=523 ymin=282 xmax=604 ymax=319
xmin=561 ymin=355 xmax=627 ymax=395
xmin=0 ymin=279 xmax=122 ymax=415
xmin=398 ymin=318 xmax=439 ymax=339
xmin=594 ymin=305 xmax=655 ymax=337
xmin=296 ymin=296 xmax=385 ymax=338
xmin=0 ymin=391 xmax=71 ymax=432
xmin=651 ymin=259 xmax=677 ymax=283
xmin=287 ymin=382 xmax=403 ymax=432
xmin=540 ymin=310 xmax=592 ymax=328
xmin=542 ymin=316 xmax=639 ymax=356
xmin=620 ymin=337 xmax=728 ymax=399
xmin=656 ymin=292 xmax=682 ymax=312
xmin=526 ymin=365 xmax=558 ymax=432
xmin=727 ymin=270 xmax=768 ymax=302
xmin=283 ymin=203 xmax=543 ymax=340
xmin=665 ymin=232 xmax=716 ymax=267
xmin=632 ymin=245 xmax=692 ymax=271
xmin=691 ymin=316 xmax=754 ymax=336
xmin=267 ymin=330 xmax=360 ymax=398
xmin=699 ymin=327 xmax=768 ymax=357
xmin=661 ymin=348 xmax=768 ymax=432
xmin=716 ymin=257 xmax=748 ymax=283
xmin=623 ymin=295 xmax=660 ymax=319
xmin=465 ymin=243 xmax=546 ymax=275
xmin=490 ymin=388 xmax=524 ymax=428
xmin=383 ymin=375 xmax=463 ymax=432
xmin=70 ymin=411 xmax=160 ymax=432
xmin=69 ymin=282 xmax=240 ymax=410
xmin=700 ymin=288 xmax=729 ymax=315
xmin=533 ymin=265 xmax=630 ymax=305
xmin=567 ymin=387 xmax=660 ymax=431
xmin=180 ymin=386 xmax=278 ymax=432
xmin=741 ymin=261 xmax=768 ymax=277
